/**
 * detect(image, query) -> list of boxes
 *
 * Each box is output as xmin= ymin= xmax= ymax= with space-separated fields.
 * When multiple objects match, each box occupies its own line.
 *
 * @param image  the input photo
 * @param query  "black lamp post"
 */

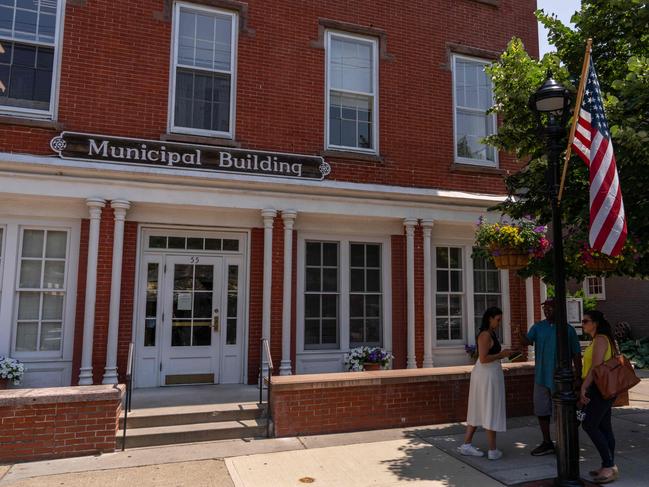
xmin=530 ymin=72 xmax=582 ymax=487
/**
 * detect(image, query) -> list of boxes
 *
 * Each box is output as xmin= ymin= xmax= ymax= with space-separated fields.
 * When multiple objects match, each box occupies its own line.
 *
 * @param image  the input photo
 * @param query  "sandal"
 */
xmin=589 ymin=470 xmax=601 ymax=477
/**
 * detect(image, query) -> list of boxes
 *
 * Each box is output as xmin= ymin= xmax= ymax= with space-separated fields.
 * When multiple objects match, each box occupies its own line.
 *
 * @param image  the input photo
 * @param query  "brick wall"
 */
xmin=247 ymin=228 xmax=264 ymax=384
xmin=391 ymin=235 xmax=407 ymax=369
xmin=0 ymin=0 xmax=538 ymax=195
xmin=0 ymin=385 xmax=123 ymax=463
xmin=271 ymin=363 xmax=534 ymax=437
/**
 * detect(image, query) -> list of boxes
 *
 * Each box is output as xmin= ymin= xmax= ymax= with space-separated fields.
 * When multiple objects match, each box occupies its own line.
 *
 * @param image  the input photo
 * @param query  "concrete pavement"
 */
xmin=1 ymin=377 xmax=647 ymax=486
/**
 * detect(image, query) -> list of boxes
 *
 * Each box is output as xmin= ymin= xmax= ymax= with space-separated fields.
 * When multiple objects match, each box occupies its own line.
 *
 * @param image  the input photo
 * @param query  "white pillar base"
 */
xmin=422 ymin=356 xmax=433 ymax=368
xmin=101 ymin=368 xmax=119 ymax=385
xmin=279 ymin=360 xmax=292 ymax=376
xmin=407 ymin=358 xmax=417 ymax=369
xmin=78 ymin=369 xmax=93 ymax=385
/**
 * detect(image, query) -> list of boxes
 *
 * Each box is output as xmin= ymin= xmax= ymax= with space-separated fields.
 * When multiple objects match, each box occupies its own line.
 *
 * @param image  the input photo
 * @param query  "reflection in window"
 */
xmin=454 ymin=55 xmax=496 ymax=164
xmin=436 ymin=247 xmax=464 ymax=341
xmin=349 ymin=243 xmax=382 ymax=347
xmin=15 ymin=228 xmax=68 ymax=352
xmin=327 ymin=32 xmax=377 ymax=151
xmin=304 ymin=241 xmax=339 ymax=349
xmin=144 ymin=263 xmax=159 ymax=347
xmin=226 ymin=265 xmax=238 ymax=345
xmin=0 ymin=0 xmax=60 ymax=112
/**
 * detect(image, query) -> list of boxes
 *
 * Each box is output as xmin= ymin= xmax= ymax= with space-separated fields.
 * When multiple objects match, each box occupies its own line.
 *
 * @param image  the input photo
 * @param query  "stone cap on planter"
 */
xmin=272 ymin=362 xmax=534 ymax=391
xmin=0 ymin=384 xmax=125 ymax=407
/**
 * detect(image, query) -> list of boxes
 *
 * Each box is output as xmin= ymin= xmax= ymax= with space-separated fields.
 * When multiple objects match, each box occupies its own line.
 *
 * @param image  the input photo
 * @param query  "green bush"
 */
xmin=620 ymin=338 xmax=649 ymax=369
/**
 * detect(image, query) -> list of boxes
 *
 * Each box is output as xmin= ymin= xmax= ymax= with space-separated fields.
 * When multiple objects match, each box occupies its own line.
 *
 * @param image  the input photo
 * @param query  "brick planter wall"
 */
xmin=271 ymin=363 xmax=534 ymax=437
xmin=0 ymin=385 xmax=124 ymax=463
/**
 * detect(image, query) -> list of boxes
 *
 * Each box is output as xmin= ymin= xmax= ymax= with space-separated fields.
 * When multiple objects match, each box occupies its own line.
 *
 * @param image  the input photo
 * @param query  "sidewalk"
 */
xmin=1 ymin=377 xmax=647 ymax=487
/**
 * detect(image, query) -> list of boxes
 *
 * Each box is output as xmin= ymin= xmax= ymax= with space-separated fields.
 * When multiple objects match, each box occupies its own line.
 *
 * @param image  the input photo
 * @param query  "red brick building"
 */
xmin=0 ymin=0 xmax=540 ymax=388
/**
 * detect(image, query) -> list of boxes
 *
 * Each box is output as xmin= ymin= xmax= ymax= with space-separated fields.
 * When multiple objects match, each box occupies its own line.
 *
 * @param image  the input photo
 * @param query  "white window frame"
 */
xmin=12 ymin=226 xmax=71 ymax=358
xmin=296 ymin=233 xmax=391 ymax=354
xmin=431 ymin=240 xmax=510 ymax=350
xmin=0 ymin=226 xmax=4 ymax=316
xmin=168 ymin=2 xmax=238 ymax=139
xmin=583 ymin=276 xmax=606 ymax=300
xmin=451 ymin=53 xmax=498 ymax=167
xmin=324 ymin=30 xmax=379 ymax=154
xmin=0 ymin=0 xmax=66 ymax=120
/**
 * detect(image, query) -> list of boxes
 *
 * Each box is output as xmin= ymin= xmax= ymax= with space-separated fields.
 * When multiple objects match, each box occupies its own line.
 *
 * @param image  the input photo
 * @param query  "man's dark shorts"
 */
xmin=534 ymin=383 xmax=553 ymax=417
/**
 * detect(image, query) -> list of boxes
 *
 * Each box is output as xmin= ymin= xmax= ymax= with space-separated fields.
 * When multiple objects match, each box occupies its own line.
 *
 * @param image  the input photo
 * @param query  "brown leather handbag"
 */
xmin=592 ymin=339 xmax=640 ymax=400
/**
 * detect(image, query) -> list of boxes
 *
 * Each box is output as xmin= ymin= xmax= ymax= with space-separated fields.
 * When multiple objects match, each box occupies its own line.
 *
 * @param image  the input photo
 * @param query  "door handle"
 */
xmin=212 ymin=308 xmax=220 ymax=332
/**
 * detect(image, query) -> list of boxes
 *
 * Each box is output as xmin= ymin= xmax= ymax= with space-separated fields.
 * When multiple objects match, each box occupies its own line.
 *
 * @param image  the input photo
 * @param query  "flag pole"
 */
xmin=558 ymin=38 xmax=592 ymax=204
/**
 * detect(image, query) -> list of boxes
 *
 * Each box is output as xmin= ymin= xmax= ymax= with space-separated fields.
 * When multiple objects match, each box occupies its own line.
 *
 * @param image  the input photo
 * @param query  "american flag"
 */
xmin=572 ymin=58 xmax=627 ymax=256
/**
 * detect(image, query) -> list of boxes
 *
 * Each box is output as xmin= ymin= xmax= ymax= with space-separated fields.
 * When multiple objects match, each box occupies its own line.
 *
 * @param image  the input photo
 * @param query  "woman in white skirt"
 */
xmin=458 ymin=307 xmax=511 ymax=460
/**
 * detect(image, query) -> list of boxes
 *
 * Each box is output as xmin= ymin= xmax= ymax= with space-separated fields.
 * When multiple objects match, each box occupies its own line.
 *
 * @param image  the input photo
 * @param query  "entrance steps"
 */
xmin=118 ymin=402 xmax=267 ymax=449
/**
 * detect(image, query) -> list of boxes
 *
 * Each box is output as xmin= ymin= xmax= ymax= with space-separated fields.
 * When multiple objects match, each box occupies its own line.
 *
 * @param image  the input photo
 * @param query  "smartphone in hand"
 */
xmin=508 ymin=352 xmax=524 ymax=362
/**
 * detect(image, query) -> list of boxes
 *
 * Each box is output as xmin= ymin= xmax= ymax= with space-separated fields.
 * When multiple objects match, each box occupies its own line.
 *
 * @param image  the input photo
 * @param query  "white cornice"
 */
xmin=0 ymin=152 xmax=506 ymax=206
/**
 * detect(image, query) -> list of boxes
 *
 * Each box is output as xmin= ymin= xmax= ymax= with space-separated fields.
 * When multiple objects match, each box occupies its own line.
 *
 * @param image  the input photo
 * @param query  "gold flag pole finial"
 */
xmin=558 ymin=38 xmax=592 ymax=204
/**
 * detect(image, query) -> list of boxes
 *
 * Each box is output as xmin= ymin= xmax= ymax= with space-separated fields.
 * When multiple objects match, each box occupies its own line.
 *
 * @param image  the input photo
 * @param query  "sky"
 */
xmin=537 ymin=0 xmax=582 ymax=55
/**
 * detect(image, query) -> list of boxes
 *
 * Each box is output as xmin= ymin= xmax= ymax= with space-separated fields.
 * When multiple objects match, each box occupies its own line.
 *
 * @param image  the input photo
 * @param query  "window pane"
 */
xmin=366 ymin=269 xmax=380 ymax=292
xmin=145 ymin=318 xmax=156 ymax=347
xmin=205 ymin=238 xmax=221 ymax=250
xmin=330 ymin=37 xmax=373 ymax=93
xmin=45 ymin=231 xmax=67 ymax=258
xmin=222 ymin=239 xmax=239 ymax=251
xmin=450 ymin=270 xmax=462 ymax=292
xmin=306 ymin=242 xmax=321 ymax=266
xmin=321 ymin=319 xmax=337 ymax=344
xmin=228 ymin=265 xmax=238 ymax=292
xmin=486 ymin=271 xmax=500 ymax=292
xmin=436 ymin=295 xmax=448 ymax=316
xmin=450 ymin=318 xmax=462 ymax=340
xmin=449 ymin=295 xmax=462 ymax=316
xmin=457 ymin=110 xmax=494 ymax=162
xmin=304 ymin=319 xmax=320 ymax=345
xmin=194 ymin=265 xmax=213 ymax=290
xmin=226 ymin=318 xmax=237 ymax=345
xmin=174 ymin=264 xmax=193 ymax=290
xmin=322 ymin=243 xmax=338 ymax=266
xmin=0 ymin=43 xmax=53 ymax=110
xmin=193 ymin=292 xmax=212 ymax=318
xmin=20 ymin=259 xmax=42 ymax=288
xmin=187 ymin=237 xmax=203 ymax=250
xmin=450 ymin=248 xmax=462 ymax=269
xmin=366 ymin=244 xmax=380 ymax=267
xmin=43 ymin=260 xmax=65 ymax=289
xmin=171 ymin=322 xmax=192 ymax=346
xmin=227 ymin=294 xmax=237 ymax=317
xmin=436 ymin=247 xmax=448 ymax=268
xmin=350 ymin=319 xmax=363 ymax=343
xmin=329 ymin=93 xmax=372 ymax=149
xmin=305 ymin=294 xmax=320 ymax=318
xmin=168 ymin=236 xmax=185 ymax=249
xmin=350 ymin=244 xmax=364 ymax=267
xmin=436 ymin=270 xmax=448 ymax=292
xmin=42 ymin=292 xmax=63 ymax=320
xmin=365 ymin=294 xmax=381 ymax=317
xmin=366 ymin=319 xmax=380 ymax=343
xmin=149 ymin=236 xmax=166 ymax=249
xmin=306 ymin=268 xmax=321 ymax=292
xmin=40 ymin=322 xmax=61 ymax=351
xmin=22 ymin=229 xmax=44 ymax=257
xmin=321 ymin=294 xmax=337 ymax=318
xmin=322 ymin=268 xmax=338 ymax=292
xmin=436 ymin=318 xmax=449 ymax=341
xmin=18 ymin=291 xmax=40 ymax=320
xmin=192 ymin=321 xmax=211 ymax=346
xmin=350 ymin=294 xmax=363 ymax=317
xmin=16 ymin=322 xmax=38 ymax=351
xmin=350 ymin=268 xmax=364 ymax=292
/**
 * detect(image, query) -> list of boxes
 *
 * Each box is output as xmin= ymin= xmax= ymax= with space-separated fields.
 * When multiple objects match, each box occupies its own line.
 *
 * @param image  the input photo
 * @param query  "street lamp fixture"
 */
xmin=530 ymin=72 xmax=582 ymax=487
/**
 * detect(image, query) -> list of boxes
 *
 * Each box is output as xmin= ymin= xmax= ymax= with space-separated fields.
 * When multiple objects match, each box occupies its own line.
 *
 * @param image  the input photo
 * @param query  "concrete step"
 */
xmin=120 ymin=403 xmax=265 ymax=429
xmin=117 ymin=419 xmax=268 ymax=449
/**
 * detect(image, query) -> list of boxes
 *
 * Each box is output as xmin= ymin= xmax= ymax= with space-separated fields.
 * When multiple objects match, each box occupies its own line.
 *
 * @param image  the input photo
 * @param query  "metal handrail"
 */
xmin=258 ymin=338 xmax=273 ymax=437
xmin=121 ymin=342 xmax=134 ymax=451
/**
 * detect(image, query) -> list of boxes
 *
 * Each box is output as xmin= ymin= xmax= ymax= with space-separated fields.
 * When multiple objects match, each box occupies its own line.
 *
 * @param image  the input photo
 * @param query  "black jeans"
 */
xmin=582 ymin=385 xmax=615 ymax=468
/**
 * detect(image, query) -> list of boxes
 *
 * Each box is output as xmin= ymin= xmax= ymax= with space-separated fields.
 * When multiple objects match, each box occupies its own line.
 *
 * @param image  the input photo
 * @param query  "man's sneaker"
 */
xmin=488 ymin=449 xmax=503 ymax=460
xmin=458 ymin=444 xmax=485 ymax=457
xmin=531 ymin=441 xmax=555 ymax=456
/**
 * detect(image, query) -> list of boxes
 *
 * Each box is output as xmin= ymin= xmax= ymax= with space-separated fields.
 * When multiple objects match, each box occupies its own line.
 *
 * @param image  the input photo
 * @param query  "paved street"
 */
xmin=1 ymin=377 xmax=647 ymax=487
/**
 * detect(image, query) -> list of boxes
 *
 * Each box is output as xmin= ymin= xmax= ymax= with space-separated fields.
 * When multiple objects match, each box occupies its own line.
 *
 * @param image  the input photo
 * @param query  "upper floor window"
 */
xmin=0 ymin=0 xmax=62 ymax=118
xmin=453 ymin=54 xmax=497 ymax=166
xmin=325 ymin=31 xmax=378 ymax=153
xmin=170 ymin=3 xmax=237 ymax=138
xmin=583 ymin=276 xmax=606 ymax=300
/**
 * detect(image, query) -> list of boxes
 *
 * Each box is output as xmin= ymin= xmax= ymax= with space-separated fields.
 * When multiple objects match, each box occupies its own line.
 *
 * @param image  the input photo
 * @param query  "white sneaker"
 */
xmin=458 ymin=444 xmax=484 ymax=457
xmin=488 ymin=449 xmax=503 ymax=460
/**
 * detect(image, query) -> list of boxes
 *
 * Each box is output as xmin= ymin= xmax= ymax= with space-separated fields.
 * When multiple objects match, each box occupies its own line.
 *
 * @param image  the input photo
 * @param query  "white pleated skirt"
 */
xmin=466 ymin=359 xmax=507 ymax=432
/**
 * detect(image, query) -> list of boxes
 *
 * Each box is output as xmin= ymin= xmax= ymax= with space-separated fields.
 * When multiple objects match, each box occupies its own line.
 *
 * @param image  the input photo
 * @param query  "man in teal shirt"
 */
xmin=519 ymin=299 xmax=582 ymax=456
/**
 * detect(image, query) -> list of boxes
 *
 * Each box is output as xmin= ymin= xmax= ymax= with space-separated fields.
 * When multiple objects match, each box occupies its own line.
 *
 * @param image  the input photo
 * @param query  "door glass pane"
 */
xmin=192 ymin=321 xmax=211 ymax=346
xmin=45 ymin=231 xmax=67 ymax=258
xmin=193 ymin=292 xmax=212 ymax=318
xmin=22 ymin=229 xmax=44 ymax=258
xmin=16 ymin=322 xmax=38 ymax=351
xmin=171 ymin=321 xmax=192 ymax=346
xmin=194 ymin=265 xmax=213 ymax=290
xmin=145 ymin=263 xmax=158 ymax=347
xmin=19 ymin=259 xmax=42 ymax=288
xmin=174 ymin=264 xmax=193 ymax=290
xmin=187 ymin=237 xmax=204 ymax=250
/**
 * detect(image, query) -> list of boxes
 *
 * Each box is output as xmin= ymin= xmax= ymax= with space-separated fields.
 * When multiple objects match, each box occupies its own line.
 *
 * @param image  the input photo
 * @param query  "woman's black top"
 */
xmin=480 ymin=330 xmax=501 ymax=355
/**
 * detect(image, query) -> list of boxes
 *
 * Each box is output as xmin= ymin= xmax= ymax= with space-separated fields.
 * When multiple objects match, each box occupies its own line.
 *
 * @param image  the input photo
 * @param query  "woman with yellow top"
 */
xmin=579 ymin=310 xmax=618 ymax=484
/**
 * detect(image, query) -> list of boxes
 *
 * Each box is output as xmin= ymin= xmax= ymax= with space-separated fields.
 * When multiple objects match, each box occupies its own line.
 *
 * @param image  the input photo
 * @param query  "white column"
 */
xmin=526 ymin=277 xmax=536 ymax=361
xmin=279 ymin=210 xmax=296 ymax=375
xmin=79 ymin=198 xmax=106 ymax=385
xmin=422 ymin=219 xmax=434 ymax=368
xmin=102 ymin=199 xmax=131 ymax=385
xmin=404 ymin=218 xmax=417 ymax=369
xmin=261 ymin=209 xmax=277 ymax=374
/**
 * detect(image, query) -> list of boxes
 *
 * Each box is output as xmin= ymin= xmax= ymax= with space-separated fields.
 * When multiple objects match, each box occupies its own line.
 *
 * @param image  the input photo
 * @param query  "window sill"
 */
xmin=161 ymin=132 xmax=241 ymax=148
xmin=320 ymin=149 xmax=383 ymax=163
xmin=450 ymin=163 xmax=504 ymax=175
xmin=470 ymin=0 xmax=499 ymax=6
xmin=0 ymin=114 xmax=63 ymax=130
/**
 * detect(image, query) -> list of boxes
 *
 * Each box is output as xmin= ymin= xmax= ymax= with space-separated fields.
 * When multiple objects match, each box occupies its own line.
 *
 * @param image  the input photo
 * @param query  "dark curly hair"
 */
xmin=479 ymin=306 xmax=503 ymax=333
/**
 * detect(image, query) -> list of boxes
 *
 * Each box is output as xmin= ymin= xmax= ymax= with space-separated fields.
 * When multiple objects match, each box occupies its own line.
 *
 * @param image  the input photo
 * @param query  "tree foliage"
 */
xmin=485 ymin=0 xmax=649 ymax=281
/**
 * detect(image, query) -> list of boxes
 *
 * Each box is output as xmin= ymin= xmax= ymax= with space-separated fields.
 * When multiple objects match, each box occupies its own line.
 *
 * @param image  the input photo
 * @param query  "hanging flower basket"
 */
xmin=491 ymin=247 xmax=531 ymax=270
xmin=584 ymin=256 xmax=617 ymax=272
xmin=474 ymin=217 xmax=550 ymax=271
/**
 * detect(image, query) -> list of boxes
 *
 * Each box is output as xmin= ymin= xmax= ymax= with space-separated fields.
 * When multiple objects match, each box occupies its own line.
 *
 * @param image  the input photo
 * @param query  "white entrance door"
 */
xmin=160 ymin=255 xmax=223 ymax=385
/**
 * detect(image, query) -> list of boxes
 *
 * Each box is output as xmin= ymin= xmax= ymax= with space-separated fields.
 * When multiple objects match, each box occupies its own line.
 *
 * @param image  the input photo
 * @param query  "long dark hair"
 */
xmin=584 ymin=310 xmax=617 ymax=351
xmin=479 ymin=306 xmax=503 ymax=333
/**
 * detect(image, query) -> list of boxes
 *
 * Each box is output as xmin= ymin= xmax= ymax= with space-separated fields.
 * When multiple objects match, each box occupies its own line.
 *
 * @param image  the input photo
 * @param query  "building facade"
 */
xmin=0 ymin=0 xmax=539 ymax=388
